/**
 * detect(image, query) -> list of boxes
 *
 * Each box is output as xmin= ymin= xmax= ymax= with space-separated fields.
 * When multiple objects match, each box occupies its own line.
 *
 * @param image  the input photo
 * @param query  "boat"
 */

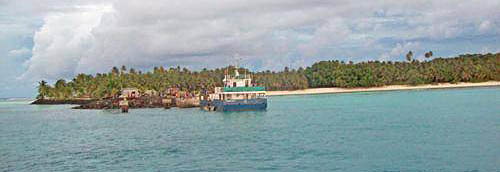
xmin=200 ymin=68 xmax=267 ymax=111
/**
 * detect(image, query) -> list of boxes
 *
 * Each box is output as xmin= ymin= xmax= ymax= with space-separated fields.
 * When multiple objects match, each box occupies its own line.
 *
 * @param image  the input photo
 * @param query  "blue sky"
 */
xmin=0 ymin=0 xmax=499 ymax=98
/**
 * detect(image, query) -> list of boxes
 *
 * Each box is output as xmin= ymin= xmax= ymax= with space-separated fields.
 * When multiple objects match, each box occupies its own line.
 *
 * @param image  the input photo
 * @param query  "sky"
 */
xmin=0 ymin=0 xmax=499 ymax=98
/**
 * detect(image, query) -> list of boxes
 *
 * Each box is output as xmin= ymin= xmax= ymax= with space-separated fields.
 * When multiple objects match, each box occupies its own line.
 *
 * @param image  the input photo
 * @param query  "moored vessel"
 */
xmin=200 ymin=68 xmax=267 ymax=111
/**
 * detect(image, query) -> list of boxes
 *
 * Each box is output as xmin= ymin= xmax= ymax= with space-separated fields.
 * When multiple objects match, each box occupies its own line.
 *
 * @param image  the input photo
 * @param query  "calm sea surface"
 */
xmin=1 ymin=87 xmax=499 ymax=171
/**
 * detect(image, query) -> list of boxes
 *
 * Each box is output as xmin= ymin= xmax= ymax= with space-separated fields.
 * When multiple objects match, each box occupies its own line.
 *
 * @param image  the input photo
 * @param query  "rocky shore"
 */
xmin=31 ymin=99 xmax=94 ymax=105
xmin=72 ymin=96 xmax=165 ymax=109
xmin=31 ymin=96 xmax=200 ymax=110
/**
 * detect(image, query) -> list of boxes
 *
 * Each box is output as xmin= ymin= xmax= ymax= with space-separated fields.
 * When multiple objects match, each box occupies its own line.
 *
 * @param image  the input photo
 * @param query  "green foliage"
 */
xmin=305 ymin=53 xmax=499 ymax=88
xmin=36 ymin=80 xmax=49 ymax=99
xmin=253 ymin=66 xmax=309 ymax=91
xmin=36 ymin=53 xmax=499 ymax=99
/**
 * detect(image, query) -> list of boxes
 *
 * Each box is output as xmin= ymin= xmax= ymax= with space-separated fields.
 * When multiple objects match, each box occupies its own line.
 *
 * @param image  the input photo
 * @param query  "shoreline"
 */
xmin=27 ymin=81 xmax=500 ymax=105
xmin=267 ymin=81 xmax=500 ymax=96
xmin=31 ymin=98 xmax=95 ymax=105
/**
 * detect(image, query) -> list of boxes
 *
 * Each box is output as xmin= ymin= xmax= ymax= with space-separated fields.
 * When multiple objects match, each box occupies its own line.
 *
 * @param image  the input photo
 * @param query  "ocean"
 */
xmin=1 ymin=87 xmax=499 ymax=171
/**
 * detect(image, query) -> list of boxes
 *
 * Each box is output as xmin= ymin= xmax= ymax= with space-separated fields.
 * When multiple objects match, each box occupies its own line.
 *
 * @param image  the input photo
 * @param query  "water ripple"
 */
xmin=1 ymin=87 xmax=499 ymax=171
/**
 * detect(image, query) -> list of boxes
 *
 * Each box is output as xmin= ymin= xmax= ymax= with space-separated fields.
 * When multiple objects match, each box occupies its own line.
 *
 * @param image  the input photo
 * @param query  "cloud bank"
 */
xmin=10 ymin=0 xmax=500 ymax=81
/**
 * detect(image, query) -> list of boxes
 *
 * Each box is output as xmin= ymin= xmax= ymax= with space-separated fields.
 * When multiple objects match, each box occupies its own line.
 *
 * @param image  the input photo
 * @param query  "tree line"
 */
xmin=306 ymin=53 xmax=498 ymax=88
xmin=37 ymin=53 xmax=499 ymax=99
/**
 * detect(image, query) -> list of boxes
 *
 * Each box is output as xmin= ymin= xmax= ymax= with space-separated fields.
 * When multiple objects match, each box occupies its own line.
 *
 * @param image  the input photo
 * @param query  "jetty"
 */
xmin=70 ymin=87 xmax=200 ymax=110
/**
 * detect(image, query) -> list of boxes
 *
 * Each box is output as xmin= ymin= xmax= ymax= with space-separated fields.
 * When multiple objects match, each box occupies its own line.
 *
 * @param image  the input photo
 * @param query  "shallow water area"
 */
xmin=1 ymin=87 xmax=499 ymax=171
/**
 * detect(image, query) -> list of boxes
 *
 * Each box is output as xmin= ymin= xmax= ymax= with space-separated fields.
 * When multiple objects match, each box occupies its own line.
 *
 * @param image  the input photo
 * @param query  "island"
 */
xmin=32 ymin=53 xmax=500 ymax=109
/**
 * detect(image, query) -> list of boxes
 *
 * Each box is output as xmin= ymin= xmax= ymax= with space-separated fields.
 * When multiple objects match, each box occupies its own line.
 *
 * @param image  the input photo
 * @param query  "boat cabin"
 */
xmin=223 ymin=69 xmax=255 ymax=87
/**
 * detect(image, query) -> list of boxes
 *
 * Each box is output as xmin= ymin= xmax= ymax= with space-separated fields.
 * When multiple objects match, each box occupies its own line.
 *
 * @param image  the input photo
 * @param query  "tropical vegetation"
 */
xmin=36 ymin=53 xmax=499 ymax=100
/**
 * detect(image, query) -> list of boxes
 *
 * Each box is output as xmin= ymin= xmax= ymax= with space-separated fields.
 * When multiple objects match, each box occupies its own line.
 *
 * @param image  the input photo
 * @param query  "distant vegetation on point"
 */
xmin=36 ymin=53 xmax=499 ymax=99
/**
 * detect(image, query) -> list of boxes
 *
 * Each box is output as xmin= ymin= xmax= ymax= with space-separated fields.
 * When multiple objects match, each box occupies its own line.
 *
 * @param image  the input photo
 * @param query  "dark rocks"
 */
xmin=175 ymin=98 xmax=200 ymax=108
xmin=72 ymin=96 xmax=169 ymax=109
xmin=31 ymin=99 xmax=94 ymax=105
xmin=72 ymin=99 xmax=114 ymax=109
xmin=34 ymin=96 xmax=199 ymax=110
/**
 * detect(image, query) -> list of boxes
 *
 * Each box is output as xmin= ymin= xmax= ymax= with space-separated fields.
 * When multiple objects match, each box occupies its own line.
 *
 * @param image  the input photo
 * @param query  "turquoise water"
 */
xmin=1 ymin=87 xmax=499 ymax=171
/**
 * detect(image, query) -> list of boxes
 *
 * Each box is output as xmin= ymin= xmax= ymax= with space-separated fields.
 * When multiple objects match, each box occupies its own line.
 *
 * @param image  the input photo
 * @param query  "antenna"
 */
xmin=234 ymin=53 xmax=242 ymax=69
xmin=233 ymin=53 xmax=242 ymax=77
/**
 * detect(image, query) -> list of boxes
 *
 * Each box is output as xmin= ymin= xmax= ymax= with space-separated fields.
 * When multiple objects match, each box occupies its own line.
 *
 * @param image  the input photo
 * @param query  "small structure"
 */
xmin=176 ymin=97 xmax=200 ymax=108
xmin=122 ymin=88 xmax=140 ymax=98
xmin=164 ymin=88 xmax=180 ymax=96
xmin=144 ymin=90 xmax=159 ymax=96
xmin=119 ymin=96 xmax=129 ymax=113
xmin=162 ymin=98 xmax=172 ymax=109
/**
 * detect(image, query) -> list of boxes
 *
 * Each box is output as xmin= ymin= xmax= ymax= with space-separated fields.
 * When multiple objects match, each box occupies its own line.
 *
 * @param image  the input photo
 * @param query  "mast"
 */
xmin=234 ymin=53 xmax=241 ymax=78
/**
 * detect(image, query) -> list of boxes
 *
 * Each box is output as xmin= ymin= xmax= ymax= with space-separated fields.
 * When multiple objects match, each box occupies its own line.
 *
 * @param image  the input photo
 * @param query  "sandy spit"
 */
xmin=267 ymin=81 xmax=500 ymax=96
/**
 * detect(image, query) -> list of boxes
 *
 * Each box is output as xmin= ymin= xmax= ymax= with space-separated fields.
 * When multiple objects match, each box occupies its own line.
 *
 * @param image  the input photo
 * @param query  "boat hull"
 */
xmin=201 ymin=98 xmax=267 ymax=112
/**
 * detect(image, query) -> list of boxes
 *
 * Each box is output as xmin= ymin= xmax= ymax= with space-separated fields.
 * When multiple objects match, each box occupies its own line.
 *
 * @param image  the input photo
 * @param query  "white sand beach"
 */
xmin=267 ymin=81 xmax=500 ymax=96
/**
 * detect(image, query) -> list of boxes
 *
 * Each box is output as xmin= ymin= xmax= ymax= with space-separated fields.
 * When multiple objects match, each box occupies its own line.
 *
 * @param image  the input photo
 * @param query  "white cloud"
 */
xmin=8 ymin=47 xmax=31 ymax=57
xmin=380 ymin=42 xmax=421 ymax=61
xmin=20 ymin=4 xmax=113 ymax=80
xmin=478 ymin=20 xmax=497 ymax=34
xmin=298 ymin=18 xmax=351 ymax=57
xmin=12 ymin=0 xmax=500 ymax=81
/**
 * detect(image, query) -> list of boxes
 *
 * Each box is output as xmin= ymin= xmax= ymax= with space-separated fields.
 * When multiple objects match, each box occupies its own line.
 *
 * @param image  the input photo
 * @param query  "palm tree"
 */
xmin=129 ymin=68 xmax=136 ymax=74
xmin=42 ymin=53 xmax=498 ymax=99
xmin=425 ymin=51 xmax=433 ymax=59
xmin=121 ymin=65 xmax=127 ymax=75
xmin=111 ymin=66 xmax=119 ymax=76
xmin=406 ymin=51 xmax=413 ymax=62
xmin=37 ymin=80 xmax=49 ymax=99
